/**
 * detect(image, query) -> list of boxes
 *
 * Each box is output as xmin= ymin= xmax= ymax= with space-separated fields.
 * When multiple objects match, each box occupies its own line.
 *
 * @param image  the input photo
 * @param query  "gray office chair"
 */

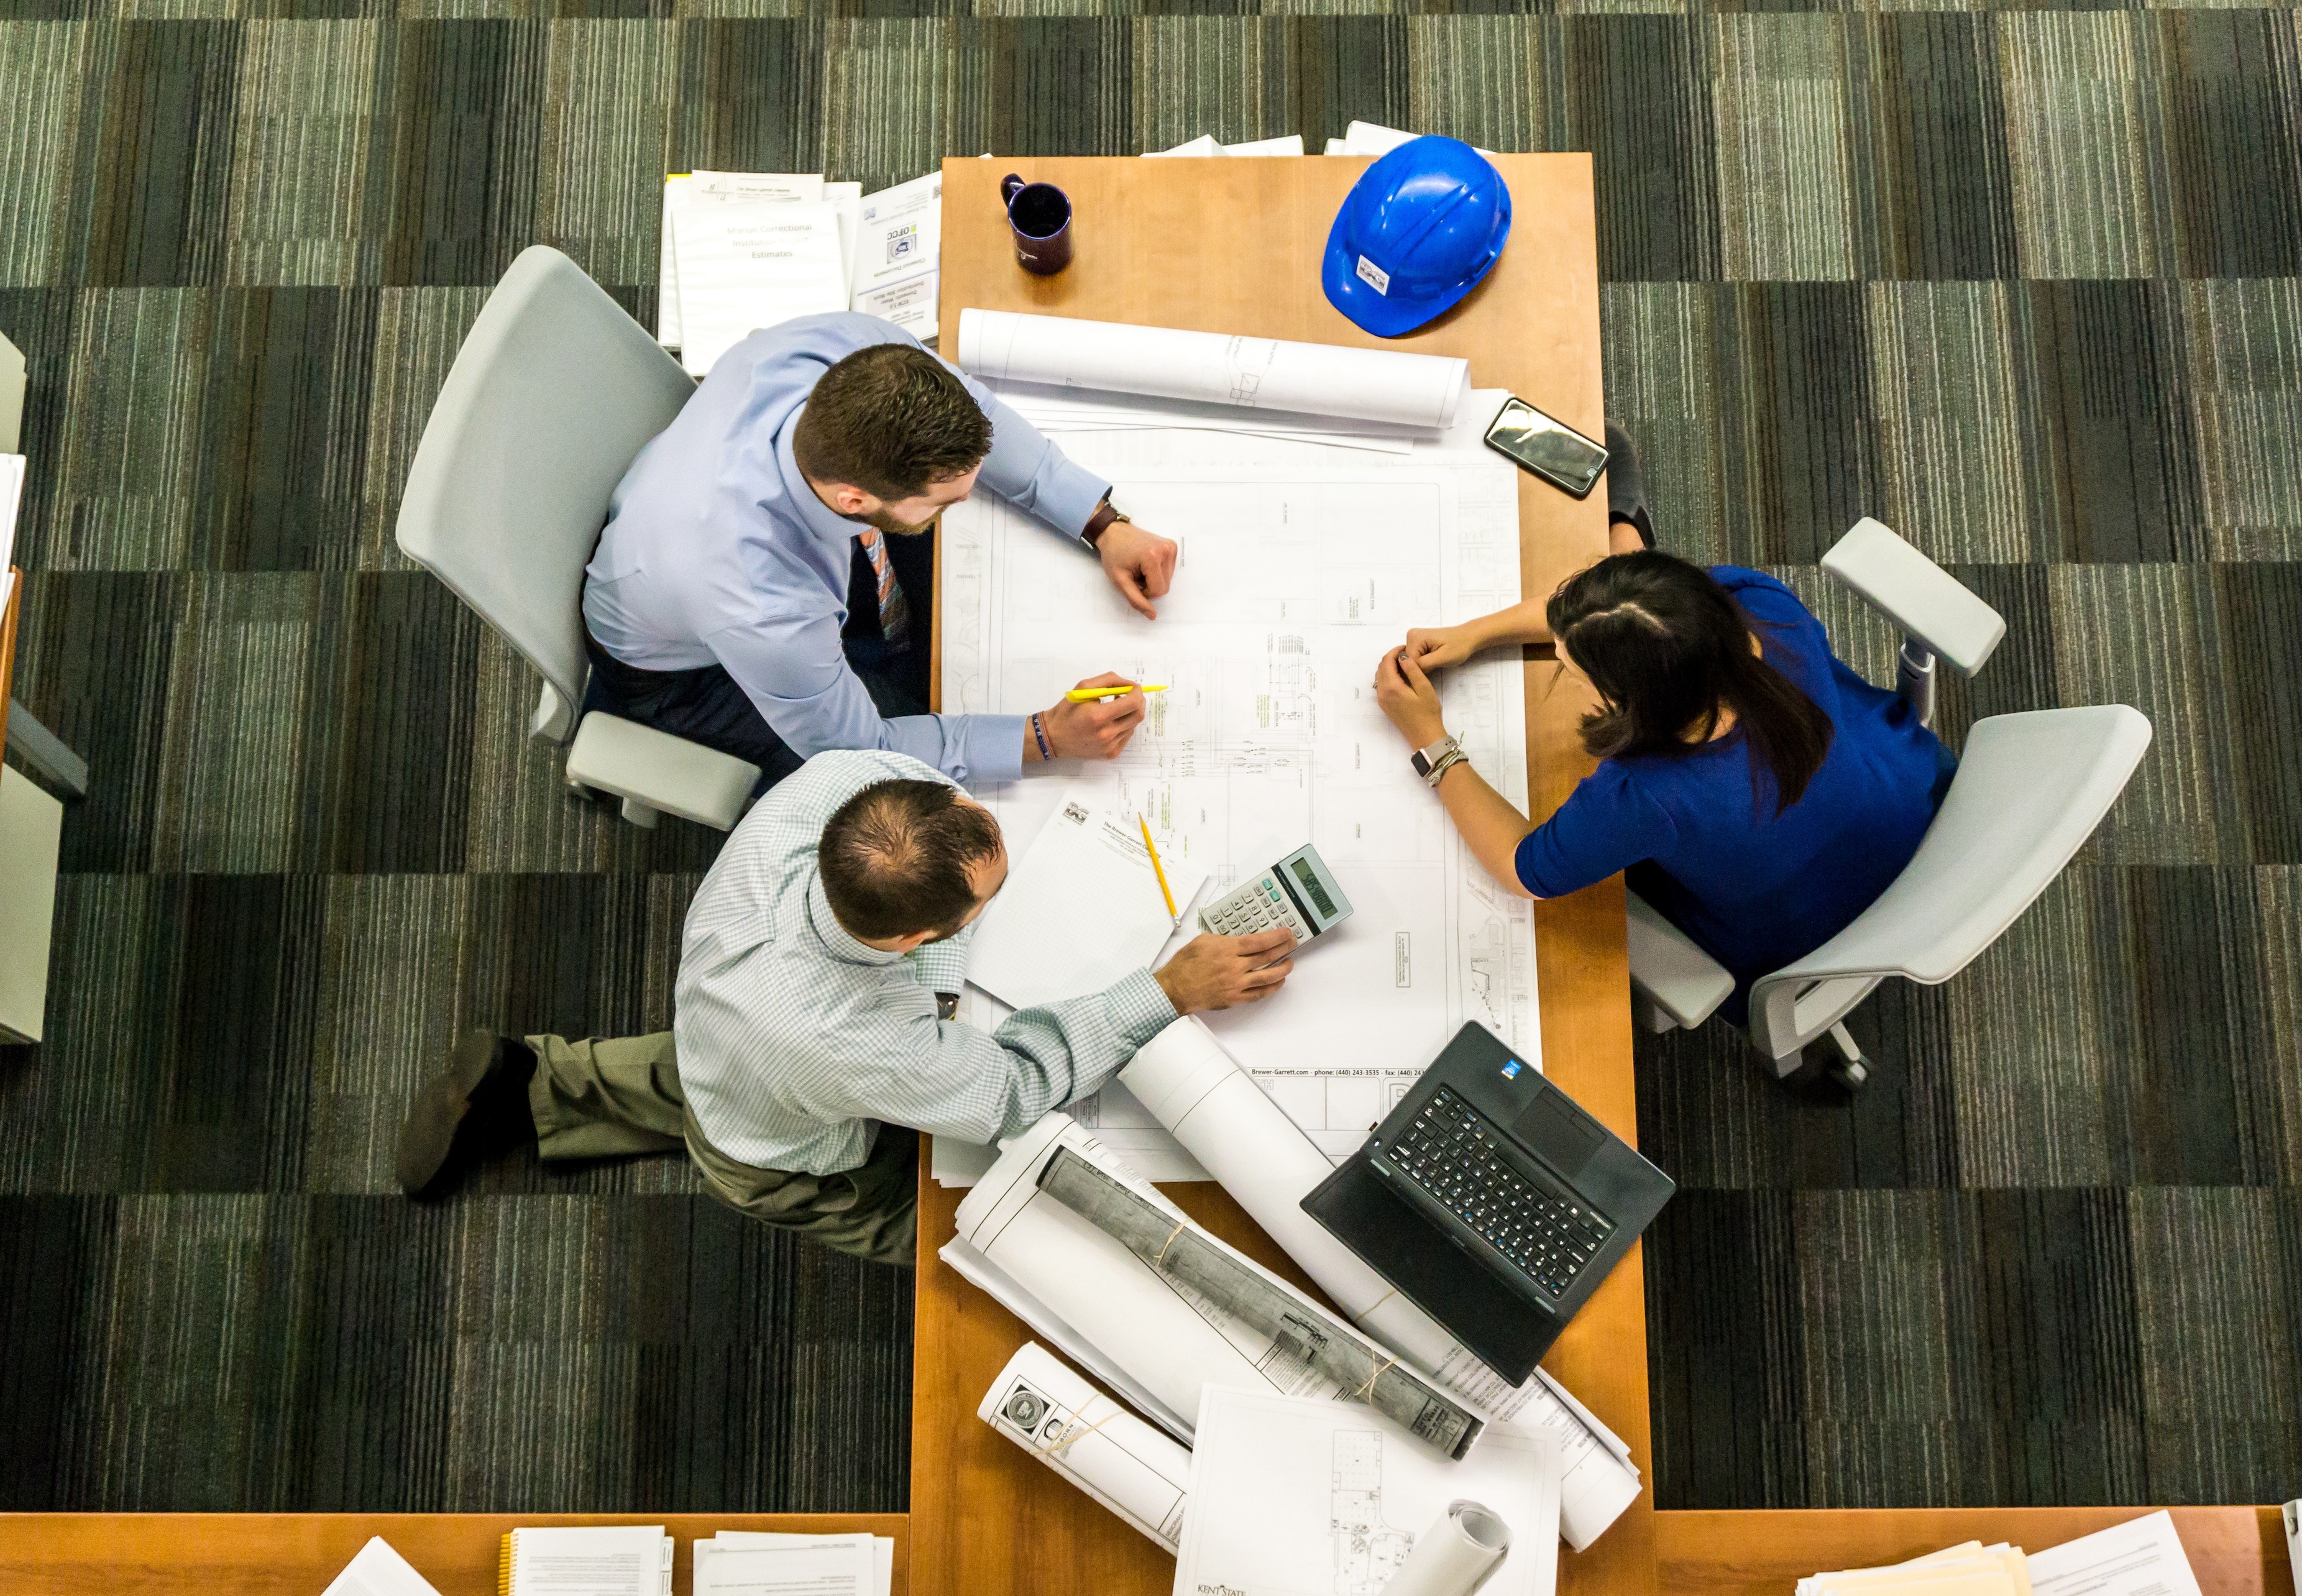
xmin=395 ymin=245 xmax=759 ymax=830
xmin=1627 ymin=518 xmax=2153 ymax=1088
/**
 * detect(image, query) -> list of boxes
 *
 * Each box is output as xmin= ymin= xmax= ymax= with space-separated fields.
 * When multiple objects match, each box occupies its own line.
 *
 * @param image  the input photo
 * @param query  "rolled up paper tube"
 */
xmin=1378 ymin=1500 xmax=1513 ymax=1596
xmin=977 ymin=1342 xmax=1193 ymax=1552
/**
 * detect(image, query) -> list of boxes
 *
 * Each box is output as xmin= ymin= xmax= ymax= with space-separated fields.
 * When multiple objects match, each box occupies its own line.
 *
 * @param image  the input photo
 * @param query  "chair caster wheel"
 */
xmin=1827 ymin=1056 xmax=1869 ymax=1092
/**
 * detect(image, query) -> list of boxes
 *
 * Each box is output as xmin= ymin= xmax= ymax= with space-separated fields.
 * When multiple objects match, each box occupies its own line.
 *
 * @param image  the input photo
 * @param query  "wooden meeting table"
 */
xmin=903 ymin=155 xmax=2290 ymax=1596
xmin=910 ymin=150 xmax=1633 ymax=1596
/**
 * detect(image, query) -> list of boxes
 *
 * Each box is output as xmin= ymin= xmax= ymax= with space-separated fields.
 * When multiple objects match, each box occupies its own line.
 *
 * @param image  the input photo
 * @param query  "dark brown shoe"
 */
xmin=395 ymin=1029 xmax=538 ymax=1197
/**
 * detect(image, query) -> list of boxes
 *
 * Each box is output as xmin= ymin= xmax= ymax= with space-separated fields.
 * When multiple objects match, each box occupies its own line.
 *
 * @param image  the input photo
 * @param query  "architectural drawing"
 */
xmin=942 ymin=425 xmax=1539 ymax=1161
xmin=1332 ymin=1431 xmax=1417 ymax=1596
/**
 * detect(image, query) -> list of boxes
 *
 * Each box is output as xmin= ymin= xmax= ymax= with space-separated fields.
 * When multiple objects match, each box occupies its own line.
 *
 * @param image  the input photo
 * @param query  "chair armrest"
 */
xmin=1822 ymin=518 xmax=2006 ymax=677
xmin=1626 ymin=890 xmax=1736 ymax=1030
xmin=567 ymin=713 xmax=759 ymax=830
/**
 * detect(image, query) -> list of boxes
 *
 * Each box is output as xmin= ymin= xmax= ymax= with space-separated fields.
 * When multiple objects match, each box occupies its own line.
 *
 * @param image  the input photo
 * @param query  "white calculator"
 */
xmin=1198 ymin=845 xmax=1354 ymax=943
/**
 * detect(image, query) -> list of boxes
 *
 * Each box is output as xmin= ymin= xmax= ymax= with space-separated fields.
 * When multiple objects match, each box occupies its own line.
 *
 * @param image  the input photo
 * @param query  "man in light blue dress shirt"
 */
xmin=582 ymin=312 xmax=1180 ymax=788
xmin=393 ymin=750 xmax=1298 ymax=1264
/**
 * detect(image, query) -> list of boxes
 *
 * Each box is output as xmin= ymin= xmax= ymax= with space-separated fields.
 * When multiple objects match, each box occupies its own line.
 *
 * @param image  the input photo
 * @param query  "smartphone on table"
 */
xmin=1483 ymin=397 xmax=1609 ymax=498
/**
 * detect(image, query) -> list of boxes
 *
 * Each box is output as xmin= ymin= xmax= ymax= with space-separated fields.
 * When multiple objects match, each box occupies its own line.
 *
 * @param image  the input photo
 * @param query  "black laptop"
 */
xmin=1300 ymin=1023 xmax=1674 ymax=1385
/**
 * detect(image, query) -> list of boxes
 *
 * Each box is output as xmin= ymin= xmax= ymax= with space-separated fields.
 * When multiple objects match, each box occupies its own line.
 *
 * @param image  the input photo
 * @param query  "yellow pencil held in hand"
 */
xmin=1137 ymin=816 xmax=1180 ymax=920
xmin=1064 ymin=683 xmax=1169 ymax=702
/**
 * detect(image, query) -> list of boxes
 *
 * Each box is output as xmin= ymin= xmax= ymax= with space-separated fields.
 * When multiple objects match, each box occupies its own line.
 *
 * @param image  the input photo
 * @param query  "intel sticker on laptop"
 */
xmin=1500 ymin=1061 xmax=1521 ymax=1079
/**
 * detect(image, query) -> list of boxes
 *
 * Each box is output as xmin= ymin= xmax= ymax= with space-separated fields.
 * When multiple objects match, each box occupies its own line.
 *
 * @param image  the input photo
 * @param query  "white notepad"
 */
xmin=965 ymin=799 xmax=1205 ymax=1012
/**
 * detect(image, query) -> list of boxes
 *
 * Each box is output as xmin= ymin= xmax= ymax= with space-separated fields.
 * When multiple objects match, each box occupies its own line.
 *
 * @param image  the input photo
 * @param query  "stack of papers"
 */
xmin=1802 ymin=1513 xmax=2205 ymax=1596
xmin=1802 ymin=1541 xmax=2032 ymax=1596
xmin=1323 ymin=120 xmax=1500 ymax=159
xmin=500 ymin=1526 xmax=672 ymax=1596
xmin=0 ymin=452 xmax=22 ymax=616
xmin=659 ymin=168 xmax=943 ymax=374
xmin=1145 ymin=133 xmax=1306 ymax=157
xmin=696 ymin=1530 xmax=894 ymax=1596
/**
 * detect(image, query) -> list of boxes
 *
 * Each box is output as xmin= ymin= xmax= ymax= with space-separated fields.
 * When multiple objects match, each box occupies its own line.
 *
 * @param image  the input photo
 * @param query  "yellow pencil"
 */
xmin=1065 ymin=683 xmax=1170 ymax=702
xmin=1138 ymin=816 xmax=1179 ymax=921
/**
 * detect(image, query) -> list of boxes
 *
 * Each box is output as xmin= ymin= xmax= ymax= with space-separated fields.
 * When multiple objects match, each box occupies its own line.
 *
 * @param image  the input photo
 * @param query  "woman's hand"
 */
xmin=1373 ymin=646 xmax=1448 ymax=748
xmin=1400 ymin=623 xmax=1481 ymax=672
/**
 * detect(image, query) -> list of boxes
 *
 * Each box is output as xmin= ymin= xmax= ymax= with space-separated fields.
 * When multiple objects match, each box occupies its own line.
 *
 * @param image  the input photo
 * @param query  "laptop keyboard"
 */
xmin=1388 ymin=1087 xmax=1613 ymax=1300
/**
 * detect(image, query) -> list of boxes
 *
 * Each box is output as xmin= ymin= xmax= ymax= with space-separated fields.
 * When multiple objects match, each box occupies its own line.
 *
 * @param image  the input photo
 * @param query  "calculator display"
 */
xmin=1290 ymin=858 xmax=1339 ymax=920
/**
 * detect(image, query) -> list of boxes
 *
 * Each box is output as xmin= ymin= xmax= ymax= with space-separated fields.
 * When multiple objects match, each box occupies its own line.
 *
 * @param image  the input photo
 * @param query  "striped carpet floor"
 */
xmin=1 ymin=4 xmax=2298 ymax=1516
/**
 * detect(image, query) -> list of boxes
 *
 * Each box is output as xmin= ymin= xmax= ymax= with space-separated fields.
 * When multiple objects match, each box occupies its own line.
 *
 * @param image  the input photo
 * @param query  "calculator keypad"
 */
xmin=1199 ymin=872 xmax=1314 ymax=942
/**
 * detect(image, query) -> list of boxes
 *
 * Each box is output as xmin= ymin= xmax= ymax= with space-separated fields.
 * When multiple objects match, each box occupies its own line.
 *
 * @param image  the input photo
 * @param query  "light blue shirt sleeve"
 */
xmin=705 ymin=610 xmax=1029 ymax=784
xmin=956 ymin=372 xmax=1112 ymax=538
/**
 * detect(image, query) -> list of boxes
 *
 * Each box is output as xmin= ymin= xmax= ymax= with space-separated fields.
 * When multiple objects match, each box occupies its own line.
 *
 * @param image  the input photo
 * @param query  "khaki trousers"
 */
xmin=524 ymin=1030 xmax=919 ymax=1267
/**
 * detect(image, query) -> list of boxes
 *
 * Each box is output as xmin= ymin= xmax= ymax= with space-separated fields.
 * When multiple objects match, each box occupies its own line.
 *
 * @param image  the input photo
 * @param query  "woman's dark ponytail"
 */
xmin=1546 ymin=552 xmax=1833 ymax=816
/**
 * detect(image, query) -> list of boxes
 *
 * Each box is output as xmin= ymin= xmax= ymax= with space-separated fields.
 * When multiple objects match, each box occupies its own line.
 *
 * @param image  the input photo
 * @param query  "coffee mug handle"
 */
xmin=1001 ymin=173 xmax=1025 ymax=206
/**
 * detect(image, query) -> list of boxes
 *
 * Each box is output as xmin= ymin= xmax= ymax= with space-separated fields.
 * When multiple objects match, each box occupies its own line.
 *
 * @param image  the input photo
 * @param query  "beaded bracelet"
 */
xmin=1030 ymin=712 xmax=1055 ymax=761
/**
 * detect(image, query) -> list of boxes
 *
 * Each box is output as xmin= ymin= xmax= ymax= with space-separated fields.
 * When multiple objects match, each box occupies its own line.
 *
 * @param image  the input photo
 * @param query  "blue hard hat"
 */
xmin=1323 ymin=136 xmax=1511 ymax=338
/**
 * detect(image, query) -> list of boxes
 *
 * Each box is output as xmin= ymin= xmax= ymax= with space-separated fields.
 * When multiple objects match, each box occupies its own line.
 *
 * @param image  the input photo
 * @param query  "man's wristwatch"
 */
xmin=1082 ymin=498 xmax=1130 ymax=548
xmin=935 ymin=992 xmax=960 ymax=1022
xmin=1411 ymin=733 xmax=1466 ymax=788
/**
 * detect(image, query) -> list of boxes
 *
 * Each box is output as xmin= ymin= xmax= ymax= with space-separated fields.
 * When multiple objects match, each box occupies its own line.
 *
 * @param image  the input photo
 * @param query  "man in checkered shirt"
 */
xmin=393 ymin=750 xmax=1295 ymax=1264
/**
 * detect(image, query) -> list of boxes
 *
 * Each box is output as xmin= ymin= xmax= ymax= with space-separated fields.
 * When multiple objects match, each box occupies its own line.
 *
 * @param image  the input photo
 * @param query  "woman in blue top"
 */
xmin=1373 ymin=434 xmax=1955 ymax=1053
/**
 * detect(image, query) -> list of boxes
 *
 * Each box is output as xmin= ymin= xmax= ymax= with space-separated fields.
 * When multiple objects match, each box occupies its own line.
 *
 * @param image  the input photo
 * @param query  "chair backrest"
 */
xmin=395 ymin=245 xmax=694 ymax=715
xmin=1748 ymin=705 xmax=2152 ymax=1053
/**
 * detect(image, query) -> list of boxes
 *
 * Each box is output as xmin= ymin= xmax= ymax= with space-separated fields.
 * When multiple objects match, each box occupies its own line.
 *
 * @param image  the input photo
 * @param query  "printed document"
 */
xmin=658 ymin=171 xmax=824 ymax=351
xmin=672 ymin=201 xmax=848 ymax=377
xmin=1175 ymin=1387 xmax=1560 ymax=1596
xmin=707 ymin=1533 xmax=890 ymax=1596
xmin=852 ymin=170 xmax=943 ymax=340
xmin=964 ymin=799 xmax=1206 ymax=1012
xmin=2026 ymin=1513 xmax=2202 ymax=1596
xmin=692 ymin=1538 xmax=873 ymax=1595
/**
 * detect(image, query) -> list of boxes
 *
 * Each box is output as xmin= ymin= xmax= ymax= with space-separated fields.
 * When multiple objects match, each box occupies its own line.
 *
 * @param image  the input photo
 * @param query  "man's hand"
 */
xmin=1400 ymin=621 xmax=1482 ymax=672
xmin=1096 ymin=521 xmax=1178 ymax=620
xmin=1154 ymin=929 xmax=1296 ymax=1016
xmin=1029 ymin=672 xmax=1147 ymax=762
xmin=1374 ymin=646 xmax=1448 ymax=748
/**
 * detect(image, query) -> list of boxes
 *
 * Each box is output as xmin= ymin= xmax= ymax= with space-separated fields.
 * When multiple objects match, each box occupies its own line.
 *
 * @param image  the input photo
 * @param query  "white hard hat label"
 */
xmin=1355 ymin=254 xmax=1391 ymax=296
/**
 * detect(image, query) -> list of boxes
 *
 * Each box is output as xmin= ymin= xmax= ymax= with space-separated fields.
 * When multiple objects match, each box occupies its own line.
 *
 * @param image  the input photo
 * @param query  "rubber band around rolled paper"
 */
xmin=1350 ymin=1352 xmax=1400 ymax=1400
xmin=1153 ymin=1221 xmax=1186 ymax=1269
xmin=1035 ymin=1407 xmax=1119 ymax=1461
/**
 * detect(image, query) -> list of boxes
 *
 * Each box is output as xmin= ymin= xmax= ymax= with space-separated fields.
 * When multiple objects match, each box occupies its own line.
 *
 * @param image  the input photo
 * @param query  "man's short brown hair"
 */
xmin=817 ymin=779 xmax=1005 ymax=940
xmin=791 ymin=344 xmax=994 ymax=500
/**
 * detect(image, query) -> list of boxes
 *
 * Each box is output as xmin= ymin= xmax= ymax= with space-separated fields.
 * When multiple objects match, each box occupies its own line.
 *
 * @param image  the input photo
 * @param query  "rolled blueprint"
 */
xmin=956 ymin=309 xmax=1471 ymax=429
xmin=1382 ymin=1502 xmax=1513 ymax=1596
xmin=1034 ymin=1146 xmax=1482 ymax=1459
xmin=1117 ymin=1017 xmax=1644 ymax=1551
xmin=947 ymin=1115 xmax=1476 ymax=1456
xmin=978 ymin=1342 xmax=1192 ymax=1552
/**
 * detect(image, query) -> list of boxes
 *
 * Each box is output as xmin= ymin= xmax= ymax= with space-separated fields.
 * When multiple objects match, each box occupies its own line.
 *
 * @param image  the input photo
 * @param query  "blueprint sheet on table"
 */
xmin=935 ymin=423 xmax=1538 ymax=1183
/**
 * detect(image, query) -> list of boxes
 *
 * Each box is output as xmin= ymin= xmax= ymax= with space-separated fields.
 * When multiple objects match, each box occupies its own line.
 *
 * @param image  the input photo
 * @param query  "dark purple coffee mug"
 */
xmin=1001 ymin=173 xmax=1073 ymax=275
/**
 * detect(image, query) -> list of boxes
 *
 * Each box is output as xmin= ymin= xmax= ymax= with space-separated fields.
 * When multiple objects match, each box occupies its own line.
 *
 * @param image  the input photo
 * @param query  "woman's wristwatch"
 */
xmin=1411 ymin=733 xmax=1466 ymax=788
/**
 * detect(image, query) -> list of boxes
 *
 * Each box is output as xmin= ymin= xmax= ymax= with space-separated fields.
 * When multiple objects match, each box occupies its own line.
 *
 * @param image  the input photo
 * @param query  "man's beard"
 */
xmin=861 ymin=507 xmax=938 ymax=536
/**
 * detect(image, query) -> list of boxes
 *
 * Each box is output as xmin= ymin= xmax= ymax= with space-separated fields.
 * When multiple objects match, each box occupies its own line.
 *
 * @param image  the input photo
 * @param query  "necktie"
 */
xmin=856 ymin=528 xmax=910 ymax=646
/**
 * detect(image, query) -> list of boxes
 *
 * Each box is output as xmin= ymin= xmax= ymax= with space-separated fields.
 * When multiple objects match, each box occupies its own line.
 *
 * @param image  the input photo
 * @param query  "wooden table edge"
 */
xmin=0 ymin=1512 xmax=910 ymax=1595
